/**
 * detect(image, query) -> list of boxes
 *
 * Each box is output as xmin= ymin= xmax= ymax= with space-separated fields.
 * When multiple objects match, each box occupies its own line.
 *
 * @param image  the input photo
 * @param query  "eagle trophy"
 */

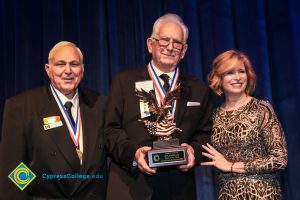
xmin=135 ymin=83 xmax=181 ymax=123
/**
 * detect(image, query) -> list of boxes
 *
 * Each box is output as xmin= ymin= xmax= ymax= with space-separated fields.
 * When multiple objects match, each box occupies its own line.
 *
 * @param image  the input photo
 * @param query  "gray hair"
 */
xmin=48 ymin=41 xmax=83 ymax=64
xmin=151 ymin=13 xmax=189 ymax=43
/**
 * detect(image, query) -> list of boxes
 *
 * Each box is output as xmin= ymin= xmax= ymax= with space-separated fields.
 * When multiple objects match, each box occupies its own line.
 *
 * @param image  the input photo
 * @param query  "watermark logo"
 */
xmin=42 ymin=173 xmax=104 ymax=180
xmin=8 ymin=162 xmax=36 ymax=191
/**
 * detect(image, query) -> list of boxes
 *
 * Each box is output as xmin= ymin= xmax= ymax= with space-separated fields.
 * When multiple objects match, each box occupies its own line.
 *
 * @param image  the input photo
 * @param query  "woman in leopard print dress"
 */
xmin=201 ymin=50 xmax=288 ymax=199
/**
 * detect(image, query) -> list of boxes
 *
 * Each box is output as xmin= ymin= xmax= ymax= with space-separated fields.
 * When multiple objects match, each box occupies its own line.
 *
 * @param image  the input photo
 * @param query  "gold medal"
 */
xmin=76 ymin=148 xmax=83 ymax=161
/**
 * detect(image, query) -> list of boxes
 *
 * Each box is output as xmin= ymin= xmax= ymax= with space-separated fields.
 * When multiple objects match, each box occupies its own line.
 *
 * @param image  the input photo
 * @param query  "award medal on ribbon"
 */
xmin=147 ymin=61 xmax=179 ymax=121
xmin=50 ymin=84 xmax=82 ymax=159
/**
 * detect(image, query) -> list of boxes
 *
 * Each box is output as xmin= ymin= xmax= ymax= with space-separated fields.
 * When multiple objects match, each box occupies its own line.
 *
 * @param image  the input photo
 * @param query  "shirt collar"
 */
xmin=50 ymin=84 xmax=79 ymax=108
xmin=150 ymin=61 xmax=175 ymax=82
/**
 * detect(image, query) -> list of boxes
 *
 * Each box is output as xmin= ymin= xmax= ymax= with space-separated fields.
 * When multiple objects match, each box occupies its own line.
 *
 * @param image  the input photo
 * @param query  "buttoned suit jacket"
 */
xmin=105 ymin=68 xmax=213 ymax=200
xmin=0 ymin=85 xmax=107 ymax=200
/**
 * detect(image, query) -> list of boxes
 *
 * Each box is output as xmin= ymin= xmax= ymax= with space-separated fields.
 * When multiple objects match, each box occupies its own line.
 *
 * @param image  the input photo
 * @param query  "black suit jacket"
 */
xmin=0 ymin=85 xmax=107 ymax=200
xmin=105 ymin=68 xmax=213 ymax=200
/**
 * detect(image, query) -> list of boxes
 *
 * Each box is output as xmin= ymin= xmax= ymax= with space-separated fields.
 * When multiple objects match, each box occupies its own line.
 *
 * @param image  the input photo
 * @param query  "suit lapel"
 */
xmin=79 ymin=90 xmax=98 ymax=172
xmin=175 ymin=75 xmax=190 ymax=126
xmin=43 ymin=85 xmax=81 ymax=172
xmin=72 ymin=88 xmax=99 ymax=192
xmin=140 ymin=67 xmax=151 ymax=80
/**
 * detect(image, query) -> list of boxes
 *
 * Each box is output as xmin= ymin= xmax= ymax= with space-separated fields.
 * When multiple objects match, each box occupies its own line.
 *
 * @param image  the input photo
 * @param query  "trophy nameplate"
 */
xmin=148 ymin=138 xmax=187 ymax=167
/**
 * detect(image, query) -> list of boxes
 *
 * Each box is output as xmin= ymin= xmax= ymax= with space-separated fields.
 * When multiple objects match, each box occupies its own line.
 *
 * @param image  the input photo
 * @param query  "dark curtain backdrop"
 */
xmin=1 ymin=0 xmax=299 ymax=199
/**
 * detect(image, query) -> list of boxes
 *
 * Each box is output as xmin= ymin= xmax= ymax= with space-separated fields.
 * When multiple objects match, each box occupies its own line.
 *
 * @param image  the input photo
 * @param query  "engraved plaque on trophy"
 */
xmin=135 ymin=84 xmax=187 ymax=168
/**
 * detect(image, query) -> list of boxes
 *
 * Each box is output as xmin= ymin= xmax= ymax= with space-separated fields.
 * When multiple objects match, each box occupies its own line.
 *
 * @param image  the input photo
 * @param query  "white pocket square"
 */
xmin=187 ymin=101 xmax=201 ymax=106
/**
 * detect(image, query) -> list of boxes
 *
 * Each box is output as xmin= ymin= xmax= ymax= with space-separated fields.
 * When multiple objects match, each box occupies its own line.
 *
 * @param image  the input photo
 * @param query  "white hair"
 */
xmin=48 ymin=41 xmax=83 ymax=64
xmin=151 ymin=13 xmax=189 ymax=43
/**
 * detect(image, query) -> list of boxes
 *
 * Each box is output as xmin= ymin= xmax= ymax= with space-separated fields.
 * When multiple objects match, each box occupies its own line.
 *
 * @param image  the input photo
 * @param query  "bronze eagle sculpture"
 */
xmin=135 ymin=83 xmax=181 ymax=123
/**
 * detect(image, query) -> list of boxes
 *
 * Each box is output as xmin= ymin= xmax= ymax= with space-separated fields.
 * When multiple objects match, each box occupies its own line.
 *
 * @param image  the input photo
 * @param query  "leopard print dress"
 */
xmin=211 ymin=98 xmax=288 ymax=200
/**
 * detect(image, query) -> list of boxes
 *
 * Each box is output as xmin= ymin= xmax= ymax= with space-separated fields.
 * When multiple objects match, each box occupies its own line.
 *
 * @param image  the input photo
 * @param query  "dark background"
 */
xmin=1 ymin=0 xmax=299 ymax=199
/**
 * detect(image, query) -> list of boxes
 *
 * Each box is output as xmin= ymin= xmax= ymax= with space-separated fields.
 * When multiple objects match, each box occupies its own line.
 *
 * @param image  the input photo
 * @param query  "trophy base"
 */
xmin=148 ymin=138 xmax=188 ymax=168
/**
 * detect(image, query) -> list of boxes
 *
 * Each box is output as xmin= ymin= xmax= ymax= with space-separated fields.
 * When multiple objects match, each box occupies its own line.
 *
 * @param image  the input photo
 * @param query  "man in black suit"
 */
xmin=105 ymin=13 xmax=213 ymax=199
xmin=0 ymin=41 xmax=107 ymax=199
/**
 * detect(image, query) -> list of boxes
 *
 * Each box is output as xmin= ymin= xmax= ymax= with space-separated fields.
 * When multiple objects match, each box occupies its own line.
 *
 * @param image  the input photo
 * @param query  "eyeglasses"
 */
xmin=152 ymin=37 xmax=185 ymax=50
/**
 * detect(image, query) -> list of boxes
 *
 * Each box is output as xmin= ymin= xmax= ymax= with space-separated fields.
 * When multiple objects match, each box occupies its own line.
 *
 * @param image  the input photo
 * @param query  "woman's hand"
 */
xmin=200 ymin=143 xmax=232 ymax=172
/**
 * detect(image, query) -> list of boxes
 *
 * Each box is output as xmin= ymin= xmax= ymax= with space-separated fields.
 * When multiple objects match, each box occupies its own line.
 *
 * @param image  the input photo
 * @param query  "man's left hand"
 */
xmin=177 ymin=143 xmax=195 ymax=172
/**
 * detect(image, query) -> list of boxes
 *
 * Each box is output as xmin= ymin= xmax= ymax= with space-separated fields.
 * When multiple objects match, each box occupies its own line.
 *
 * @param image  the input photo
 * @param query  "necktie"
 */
xmin=64 ymin=101 xmax=75 ymax=126
xmin=160 ymin=74 xmax=170 ymax=93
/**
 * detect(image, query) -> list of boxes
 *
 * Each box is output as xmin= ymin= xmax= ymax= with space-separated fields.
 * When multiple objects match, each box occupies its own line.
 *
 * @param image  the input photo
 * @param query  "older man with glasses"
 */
xmin=105 ymin=13 xmax=213 ymax=200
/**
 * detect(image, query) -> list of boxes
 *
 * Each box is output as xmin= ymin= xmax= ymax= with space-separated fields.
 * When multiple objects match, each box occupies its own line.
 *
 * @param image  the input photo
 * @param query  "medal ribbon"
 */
xmin=50 ymin=84 xmax=81 ymax=147
xmin=147 ymin=61 xmax=179 ymax=120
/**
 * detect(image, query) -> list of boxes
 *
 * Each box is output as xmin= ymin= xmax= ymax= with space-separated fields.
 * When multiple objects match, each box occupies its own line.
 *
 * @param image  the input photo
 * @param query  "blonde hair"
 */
xmin=151 ymin=13 xmax=189 ymax=43
xmin=48 ymin=41 xmax=83 ymax=64
xmin=208 ymin=50 xmax=256 ymax=96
